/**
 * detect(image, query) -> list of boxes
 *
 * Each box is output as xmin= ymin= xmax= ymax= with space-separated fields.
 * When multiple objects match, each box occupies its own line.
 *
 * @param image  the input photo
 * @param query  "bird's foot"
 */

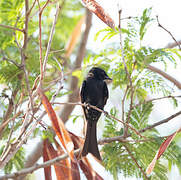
xmin=84 ymin=103 xmax=90 ymax=109
xmin=103 ymin=110 xmax=109 ymax=116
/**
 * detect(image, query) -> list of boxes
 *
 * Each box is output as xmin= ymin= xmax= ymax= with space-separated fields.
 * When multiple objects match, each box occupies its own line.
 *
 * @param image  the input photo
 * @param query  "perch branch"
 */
xmin=156 ymin=15 xmax=181 ymax=50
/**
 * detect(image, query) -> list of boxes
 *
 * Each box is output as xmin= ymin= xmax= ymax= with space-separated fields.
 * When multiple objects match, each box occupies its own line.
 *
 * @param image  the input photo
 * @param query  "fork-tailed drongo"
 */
xmin=80 ymin=67 xmax=111 ymax=160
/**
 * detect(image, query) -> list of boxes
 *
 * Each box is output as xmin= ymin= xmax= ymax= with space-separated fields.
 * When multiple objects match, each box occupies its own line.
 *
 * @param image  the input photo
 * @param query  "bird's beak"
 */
xmin=104 ymin=76 xmax=112 ymax=82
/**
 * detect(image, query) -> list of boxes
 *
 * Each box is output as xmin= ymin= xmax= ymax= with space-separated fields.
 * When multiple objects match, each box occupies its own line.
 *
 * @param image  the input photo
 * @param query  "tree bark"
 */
xmin=59 ymin=9 xmax=92 ymax=123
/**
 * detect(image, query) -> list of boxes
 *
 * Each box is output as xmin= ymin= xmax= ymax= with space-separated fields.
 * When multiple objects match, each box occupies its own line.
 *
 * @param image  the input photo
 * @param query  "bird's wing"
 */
xmin=80 ymin=80 xmax=87 ymax=103
xmin=103 ymin=81 xmax=109 ymax=105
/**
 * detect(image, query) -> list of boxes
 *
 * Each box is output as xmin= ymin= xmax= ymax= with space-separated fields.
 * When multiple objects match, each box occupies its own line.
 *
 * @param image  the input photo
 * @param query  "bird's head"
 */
xmin=88 ymin=67 xmax=112 ymax=81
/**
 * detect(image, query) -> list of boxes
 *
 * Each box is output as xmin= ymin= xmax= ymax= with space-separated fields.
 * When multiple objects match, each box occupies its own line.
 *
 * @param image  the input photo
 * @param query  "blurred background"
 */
xmin=0 ymin=0 xmax=181 ymax=179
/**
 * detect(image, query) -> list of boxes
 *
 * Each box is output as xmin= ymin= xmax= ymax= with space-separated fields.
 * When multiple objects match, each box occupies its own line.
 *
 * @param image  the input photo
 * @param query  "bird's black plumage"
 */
xmin=80 ymin=67 xmax=111 ymax=160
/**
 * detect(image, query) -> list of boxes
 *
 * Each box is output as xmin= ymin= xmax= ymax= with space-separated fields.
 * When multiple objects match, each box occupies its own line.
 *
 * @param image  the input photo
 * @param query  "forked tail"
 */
xmin=81 ymin=120 xmax=101 ymax=160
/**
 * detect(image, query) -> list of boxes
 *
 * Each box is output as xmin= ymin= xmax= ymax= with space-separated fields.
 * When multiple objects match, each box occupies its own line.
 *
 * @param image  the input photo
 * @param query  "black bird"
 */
xmin=80 ymin=67 xmax=111 ymax=160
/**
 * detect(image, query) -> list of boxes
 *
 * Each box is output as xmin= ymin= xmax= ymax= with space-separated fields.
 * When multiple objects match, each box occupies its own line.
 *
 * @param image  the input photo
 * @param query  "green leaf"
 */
xmin=138 ymin=7 xmax=154 ymax=40
xmin=129 ymin=102 xmax=153 ymax=130
xmin=42 ymin=129 xmax=54 ymax=143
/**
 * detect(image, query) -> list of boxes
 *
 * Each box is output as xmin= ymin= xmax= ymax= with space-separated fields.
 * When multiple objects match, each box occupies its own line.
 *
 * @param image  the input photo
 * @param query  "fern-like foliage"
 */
xmin=0 ymin=0 xmax=85 ymax=175
xmin=92 ymin=7 xmax=181 ymax=180
xmin=0 ymin=146 xmax=25 ymax=174
xmin=128 ymin=102 xmax=153 ymax=130
xmin=103 ymin=106 xmax=181 ymax=180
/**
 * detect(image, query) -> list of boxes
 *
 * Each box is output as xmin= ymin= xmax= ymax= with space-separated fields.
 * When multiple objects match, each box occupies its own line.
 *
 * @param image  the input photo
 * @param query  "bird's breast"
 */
xmin=85 ymin=79 xmax=104 ymax=107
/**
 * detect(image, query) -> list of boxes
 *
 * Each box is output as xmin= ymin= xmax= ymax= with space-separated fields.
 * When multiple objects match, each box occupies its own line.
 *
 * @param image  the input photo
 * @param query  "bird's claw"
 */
xmin=103 ymin=110 xmax=109 ymax=116
xmin=84 ymin=103 xmax=90 ymax=109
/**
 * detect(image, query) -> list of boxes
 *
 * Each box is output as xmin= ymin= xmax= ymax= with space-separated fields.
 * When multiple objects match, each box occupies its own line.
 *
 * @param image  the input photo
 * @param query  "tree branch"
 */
xmin=118 ymin=9 xmax=134 ymax=137
xmin=16 ymin=141 xmax=44 ymax=180
xmin=144 ymin=19 xmax=181 ymax=89
xmin=1 ymin=106 xmax=181 ymax=179
xmin=133 ymin=95 xmax=181 ymax=109
xmin=124 ymin=145 xmax=149 ymax=180
xmin=165 ymin=40 xmax=181 ymax=49
xmin=59 ymin=9 xmax=92 ymax=123
xmin=0 ymin=149 xmax=80 ymax=180
xmin=139 ymin=110 xmax=181 ymax=133
xmin=42 ymin=3 xmax=61 ymax=81
xmin=156 ymin=15 xmax=181 ymax=50
xmin=38 ymin=0 xmax=50 ymax=84
xmin=0 ymin=89 xmax=19 ymax=138
xmin=147 ymin=64 xmax=181 ymax=89
xmin=0 ymin=24 xmax=24 ymax=32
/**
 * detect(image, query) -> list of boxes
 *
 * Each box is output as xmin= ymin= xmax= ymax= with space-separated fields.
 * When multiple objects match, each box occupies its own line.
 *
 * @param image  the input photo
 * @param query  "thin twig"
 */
xmin=121 ymin=86 xmax=128 ymax=123
xmin=120 ymin=16 xmax=137 ymax=20
xmin=27 ymin=0 xmax=37 ymax=17
xmin=52 ymin=56 xmax=64 ymax=100
xmin=98 ymin=136 xmax=152 ymax=145
xmin=2 ymin=56 xmax=21 ymax=68
xmin=124 ymin=145 xmax=149 ymax=180
xmin=133 ymin=95 xmax=181 ymax=109
xmin=118 ymin=10 xmax=132 ymax=85
xmin=38 ymin=0 xmax=50 ymax=84
xmin=0 ymin=24 xmax=24 ymax=32
xmin=42 ymin=3 xmax=60 ymax=80
xmin=124 ymin=88 xmax=135 ymax=137
xmin=0 ymin=89 xmax=19 ymax=138
xmin=21 ymin=0 xmax=35 ymax=116
xmin=54 ymin=102 xmax=143 ymax=138
xmin=156 ymin=15 xmax=181 ymax=50
xmin=0 ymin=112 xmax=22 ymax=133
xmin=140 ymin=110 xmax=181 ymax=133
xmin=118 ymin=9 xmax=134 ymax=137
xmin=49 ymin=49 xmax=64 ymax=53
xmin=13 ymin=15 xmax=22 ymax=50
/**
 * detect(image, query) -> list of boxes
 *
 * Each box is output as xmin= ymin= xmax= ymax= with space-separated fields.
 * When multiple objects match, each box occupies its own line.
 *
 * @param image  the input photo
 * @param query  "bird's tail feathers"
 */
xmin=81 ymin=120 xmax=101 ymax=160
